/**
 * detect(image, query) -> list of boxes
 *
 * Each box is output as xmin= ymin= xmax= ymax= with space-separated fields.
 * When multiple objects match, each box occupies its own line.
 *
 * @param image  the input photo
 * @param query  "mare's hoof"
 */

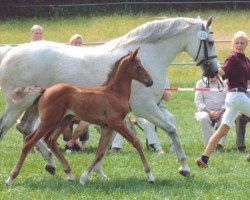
xmin=179 ymin=168 xmax=190 ymax=177
xmin=45 ymin=164 xmax=56 ymax=175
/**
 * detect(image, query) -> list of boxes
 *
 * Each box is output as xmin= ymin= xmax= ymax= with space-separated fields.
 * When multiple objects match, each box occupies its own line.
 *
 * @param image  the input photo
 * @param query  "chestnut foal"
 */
xmin=6 ymin=48 xmax=154 ymax=186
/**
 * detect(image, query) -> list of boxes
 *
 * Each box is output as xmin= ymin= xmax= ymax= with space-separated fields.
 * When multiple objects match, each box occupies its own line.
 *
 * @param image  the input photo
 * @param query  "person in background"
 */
xmin=235 ymin=84 xmax=250 ymax=152
xmin=196 ymin=31 xmax=250 ymax=168
xmin=62 ymin=34 xmax=90 ymax=152
xmin=30 ymin=24 xmax=43 ymax=41
xmin=110 ymin=79 xmax=175 ymax=155
xmin=194 ymin=77 xmax=227 ymax=150
xmin=69 ymin=34 xmax=83 ymax=46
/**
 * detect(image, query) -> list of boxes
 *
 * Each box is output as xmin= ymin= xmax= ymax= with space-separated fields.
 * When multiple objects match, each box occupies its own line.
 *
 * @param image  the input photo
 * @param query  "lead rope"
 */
xmin=216 ymin=74 xmax=224 ymax=92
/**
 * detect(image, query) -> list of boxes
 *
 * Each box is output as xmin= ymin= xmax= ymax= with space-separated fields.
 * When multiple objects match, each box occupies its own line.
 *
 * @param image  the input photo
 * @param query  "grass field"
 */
xmin=0 ymin=10 xmax=250 ymax=200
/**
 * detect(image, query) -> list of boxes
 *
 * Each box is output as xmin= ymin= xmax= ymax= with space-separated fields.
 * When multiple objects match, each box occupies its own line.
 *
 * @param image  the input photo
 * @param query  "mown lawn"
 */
xmin=0 ymin=10 xmax=250 ymax=200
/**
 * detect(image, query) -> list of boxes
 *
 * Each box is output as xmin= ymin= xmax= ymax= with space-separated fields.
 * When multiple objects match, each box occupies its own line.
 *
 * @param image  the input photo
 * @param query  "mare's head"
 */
xmin=186 ymin=16 xmax=218 ymax=78
xmin=125 ymin=48 xmax=153 ymax=87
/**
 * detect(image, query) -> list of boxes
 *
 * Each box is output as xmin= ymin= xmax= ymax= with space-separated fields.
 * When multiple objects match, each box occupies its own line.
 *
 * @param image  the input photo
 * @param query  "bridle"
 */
xmin=194 ymin=24 xmax=224 ymax=91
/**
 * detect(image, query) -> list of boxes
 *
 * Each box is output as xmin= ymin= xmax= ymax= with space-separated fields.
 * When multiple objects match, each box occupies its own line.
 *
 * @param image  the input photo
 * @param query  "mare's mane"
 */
xmin=102 ymin=52 xmax=131 ymax=86
xmin=112 ymin=17 xmax=202 ymax=50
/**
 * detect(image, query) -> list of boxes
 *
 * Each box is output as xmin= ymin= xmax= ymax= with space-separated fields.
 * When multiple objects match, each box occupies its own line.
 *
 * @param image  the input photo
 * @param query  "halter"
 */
xmin=194 ymin=24 xmax=224 ymax=91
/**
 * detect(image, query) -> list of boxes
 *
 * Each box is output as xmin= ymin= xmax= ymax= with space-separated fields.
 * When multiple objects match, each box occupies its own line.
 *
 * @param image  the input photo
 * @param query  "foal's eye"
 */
xmin=137 ymin=65 xmax=142 ymax=69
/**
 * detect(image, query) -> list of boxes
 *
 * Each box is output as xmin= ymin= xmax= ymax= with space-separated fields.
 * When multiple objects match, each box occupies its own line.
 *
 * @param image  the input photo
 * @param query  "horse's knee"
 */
xmin=167 ymin=125 xmax=176 ymax=135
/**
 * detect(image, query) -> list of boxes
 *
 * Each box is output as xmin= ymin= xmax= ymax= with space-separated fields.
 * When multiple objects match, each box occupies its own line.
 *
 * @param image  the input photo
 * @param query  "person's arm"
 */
xmin=194 ymin=80 xmax=206 ymax=111
xmin=163 ymin=79 xmax=171 ymax=102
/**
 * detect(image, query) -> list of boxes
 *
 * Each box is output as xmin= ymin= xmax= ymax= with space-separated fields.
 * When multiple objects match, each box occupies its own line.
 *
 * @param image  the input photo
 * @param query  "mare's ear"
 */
xmin=206 ymin=16 xmax=213 ymax=29
xmin=132 ymin=47 xmax=140 ymax=59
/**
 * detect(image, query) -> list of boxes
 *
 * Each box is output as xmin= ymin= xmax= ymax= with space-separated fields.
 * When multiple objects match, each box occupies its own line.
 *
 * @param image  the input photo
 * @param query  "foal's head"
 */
xmin=125 ymin=48 xmax=153 ymax=87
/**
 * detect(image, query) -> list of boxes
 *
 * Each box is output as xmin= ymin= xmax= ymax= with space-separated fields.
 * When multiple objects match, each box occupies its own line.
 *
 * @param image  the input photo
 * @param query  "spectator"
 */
xmin=69 ymin=34 xmax=83 ymax=46
xmin=194 ymin=77 xmax=227 ymax=150
xmin=196 ymin=31 xmax=250 ymax=168
xmin=30 ymin=24 xmax=43 ymax=41
xmin=62 ymin=34 xmax=90 ymax=152
xmin=110 ymin=79 xmax=175 ymax=155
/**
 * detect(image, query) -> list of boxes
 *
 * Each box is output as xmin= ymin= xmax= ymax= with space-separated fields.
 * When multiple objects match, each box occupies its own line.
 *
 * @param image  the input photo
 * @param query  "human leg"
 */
xmin=235 ymin=114 xmax=248 ymax=151
xmin=195 ymin=111 xmax=213 ymax=147
xmin=136 ymin=117 xmax=164 ymax=155
xmin=110 ymin=132 xmax=123 ymax=152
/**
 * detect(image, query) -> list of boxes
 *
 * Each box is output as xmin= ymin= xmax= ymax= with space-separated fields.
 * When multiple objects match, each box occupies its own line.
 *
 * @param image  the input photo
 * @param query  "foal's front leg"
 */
xmin=114 ymin=122 xmax=155 ymax=183
xmin=79 ymin=126 xmax=114 ymax=186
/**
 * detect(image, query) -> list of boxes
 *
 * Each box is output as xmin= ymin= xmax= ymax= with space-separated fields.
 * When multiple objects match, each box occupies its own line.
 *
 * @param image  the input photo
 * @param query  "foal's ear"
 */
xmin=132 ymin=47 xmax=140 ymax=59
xmin=206 ymin=16 xmax=213 ymax=29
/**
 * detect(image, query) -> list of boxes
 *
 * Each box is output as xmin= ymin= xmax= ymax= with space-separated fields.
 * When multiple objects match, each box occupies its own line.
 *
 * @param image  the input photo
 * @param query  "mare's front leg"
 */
xmin=44 ymin=115 xmax=75 ymax=182
xmin=139 ymin=103 xmax=190 ymax=177
xmin=79 ymin=126 xmax=114 ymax=186
xmin=16 ymin=103 xmax=56 ymax=175
xmin=114 ymin=121 xmax=155 ymax=183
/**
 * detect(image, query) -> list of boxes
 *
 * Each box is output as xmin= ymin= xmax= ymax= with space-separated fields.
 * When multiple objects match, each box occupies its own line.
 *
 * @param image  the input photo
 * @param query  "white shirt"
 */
xmin=194 ymin=79 xmax=226 ymax=111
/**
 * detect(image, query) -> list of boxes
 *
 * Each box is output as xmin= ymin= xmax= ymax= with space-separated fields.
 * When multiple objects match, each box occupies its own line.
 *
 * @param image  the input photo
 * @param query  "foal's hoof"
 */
xmin=45 ymin=164 xmax=56 ymax=175
xmin=179 ymin=168 xmax=190 ymax=177
xmin=146 ymin=172 xmax=155 ymax=183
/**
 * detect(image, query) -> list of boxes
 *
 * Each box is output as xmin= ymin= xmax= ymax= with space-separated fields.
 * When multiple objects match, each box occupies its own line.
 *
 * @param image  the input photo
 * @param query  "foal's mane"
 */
xmin=112 ymin=17 xmax=202 ymax=50
xmin=102 ymin=52 xmax=131 ymax=86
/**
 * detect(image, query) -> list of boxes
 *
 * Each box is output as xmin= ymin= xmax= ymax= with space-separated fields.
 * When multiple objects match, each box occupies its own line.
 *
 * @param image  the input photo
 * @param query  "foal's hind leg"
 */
xmin=44 ymin=115 xmax=75 ymax=182
xmin=114 ymin=122 xmax=155 ymax=183
xmin=79 ymin=126 xmax=113 ymax=186
xmin=16 ymin=103 xmax=56 ymax=175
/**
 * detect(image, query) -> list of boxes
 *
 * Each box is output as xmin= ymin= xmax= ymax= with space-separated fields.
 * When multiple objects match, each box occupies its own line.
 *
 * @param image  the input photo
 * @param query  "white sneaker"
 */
xmin=156 ymin=148 xmax=165 ymax=156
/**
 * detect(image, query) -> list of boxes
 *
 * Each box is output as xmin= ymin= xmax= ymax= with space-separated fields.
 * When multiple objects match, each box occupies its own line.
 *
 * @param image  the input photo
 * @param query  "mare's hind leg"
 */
xmin=79 ymin=126 xmax=114 ymax=186
xmin=5 ymin=123 xmax=54 ymax=186
xmin=114 ymin=121 xmax=154 ymax=183
xmin=16 ymin=103 xmax=56 ymax=175
xmin=0 ymin=104 xmax=24 ymax=141
xmin=44 ymin=115 xmax=74 ymax=182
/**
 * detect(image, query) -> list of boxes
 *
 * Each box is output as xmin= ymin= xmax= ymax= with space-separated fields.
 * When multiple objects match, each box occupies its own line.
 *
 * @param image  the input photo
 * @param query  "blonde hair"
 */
xmin=232 ymin=31 xmax=248 ymax=44
xmin=69 ymin=34 xmax=83 ymax=45
xmin=31 ymin=24 xmax=43 ymax=33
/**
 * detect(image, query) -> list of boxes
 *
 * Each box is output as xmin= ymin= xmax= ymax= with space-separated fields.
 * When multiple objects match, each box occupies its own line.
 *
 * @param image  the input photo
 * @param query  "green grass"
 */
xmin=0 ymin=10 xmax=250 ymax=200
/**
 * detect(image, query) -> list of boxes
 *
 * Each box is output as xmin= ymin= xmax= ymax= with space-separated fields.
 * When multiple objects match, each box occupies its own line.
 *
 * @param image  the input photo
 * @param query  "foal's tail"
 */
xmin=12 ymin=86 xmax=46 ymax=105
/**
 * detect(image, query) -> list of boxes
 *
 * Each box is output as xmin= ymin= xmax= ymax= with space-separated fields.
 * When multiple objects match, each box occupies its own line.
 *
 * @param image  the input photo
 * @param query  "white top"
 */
xmin=194 ymin=79 xmax=226 ymax=111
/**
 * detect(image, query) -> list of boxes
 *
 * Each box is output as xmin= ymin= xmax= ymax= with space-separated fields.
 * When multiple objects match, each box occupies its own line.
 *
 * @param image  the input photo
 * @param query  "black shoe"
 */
xmin=237 ymin=146 xmax=246 ymax=152
xmin=73 ymin=143 xmax=81 ymax=152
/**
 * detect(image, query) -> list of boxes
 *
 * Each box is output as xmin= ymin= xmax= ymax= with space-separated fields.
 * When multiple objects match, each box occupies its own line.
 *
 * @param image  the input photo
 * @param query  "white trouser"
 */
xmin=195 ymin=111 xmax=226 ymax=147
xmin=222 ymin=92 xmax=250 ymax=127
xmin=111 ymin=101 xmax=175 ymax=150
xmin=111 ymin=117 xmax=162 ymax=150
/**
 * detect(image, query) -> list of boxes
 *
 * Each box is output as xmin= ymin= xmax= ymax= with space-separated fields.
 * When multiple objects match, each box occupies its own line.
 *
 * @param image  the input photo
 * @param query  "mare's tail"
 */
xmin=0 ymin=45 xmax=12 ymax=65
xmin=12 ymin=86 xmax=46 ymax=105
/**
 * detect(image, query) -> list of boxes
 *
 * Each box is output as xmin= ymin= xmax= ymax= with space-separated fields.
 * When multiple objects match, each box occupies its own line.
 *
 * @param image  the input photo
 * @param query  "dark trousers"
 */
xmin=235 ymin=114 xmax=250 ymax=149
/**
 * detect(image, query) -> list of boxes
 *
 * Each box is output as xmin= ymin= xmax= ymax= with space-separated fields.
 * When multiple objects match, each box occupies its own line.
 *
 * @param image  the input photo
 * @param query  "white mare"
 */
xmin=0 ymin=16 xmax=218 ymax=183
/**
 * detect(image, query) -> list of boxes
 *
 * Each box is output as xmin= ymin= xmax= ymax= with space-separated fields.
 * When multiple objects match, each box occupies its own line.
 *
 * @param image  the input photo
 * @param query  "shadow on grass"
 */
xmin=8 ymin=173 xmax=219 ymax=195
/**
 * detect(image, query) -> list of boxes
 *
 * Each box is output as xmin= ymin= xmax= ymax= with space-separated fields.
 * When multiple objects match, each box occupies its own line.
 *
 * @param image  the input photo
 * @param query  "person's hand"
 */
xmin=163 ymin=91 xmax=171 ymax=102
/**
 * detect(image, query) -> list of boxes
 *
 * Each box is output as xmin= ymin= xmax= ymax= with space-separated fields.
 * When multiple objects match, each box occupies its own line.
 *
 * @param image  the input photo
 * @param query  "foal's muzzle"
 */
xmin=145 ymin=80 xmax=153 ymax=87
xmin=201 ymin=60 xmax=218 ymax=78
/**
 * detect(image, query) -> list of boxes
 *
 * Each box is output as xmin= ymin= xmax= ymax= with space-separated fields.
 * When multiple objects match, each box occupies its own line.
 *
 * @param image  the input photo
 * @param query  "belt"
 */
xmin=228 ymin=88 xmax=246 ymax=93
